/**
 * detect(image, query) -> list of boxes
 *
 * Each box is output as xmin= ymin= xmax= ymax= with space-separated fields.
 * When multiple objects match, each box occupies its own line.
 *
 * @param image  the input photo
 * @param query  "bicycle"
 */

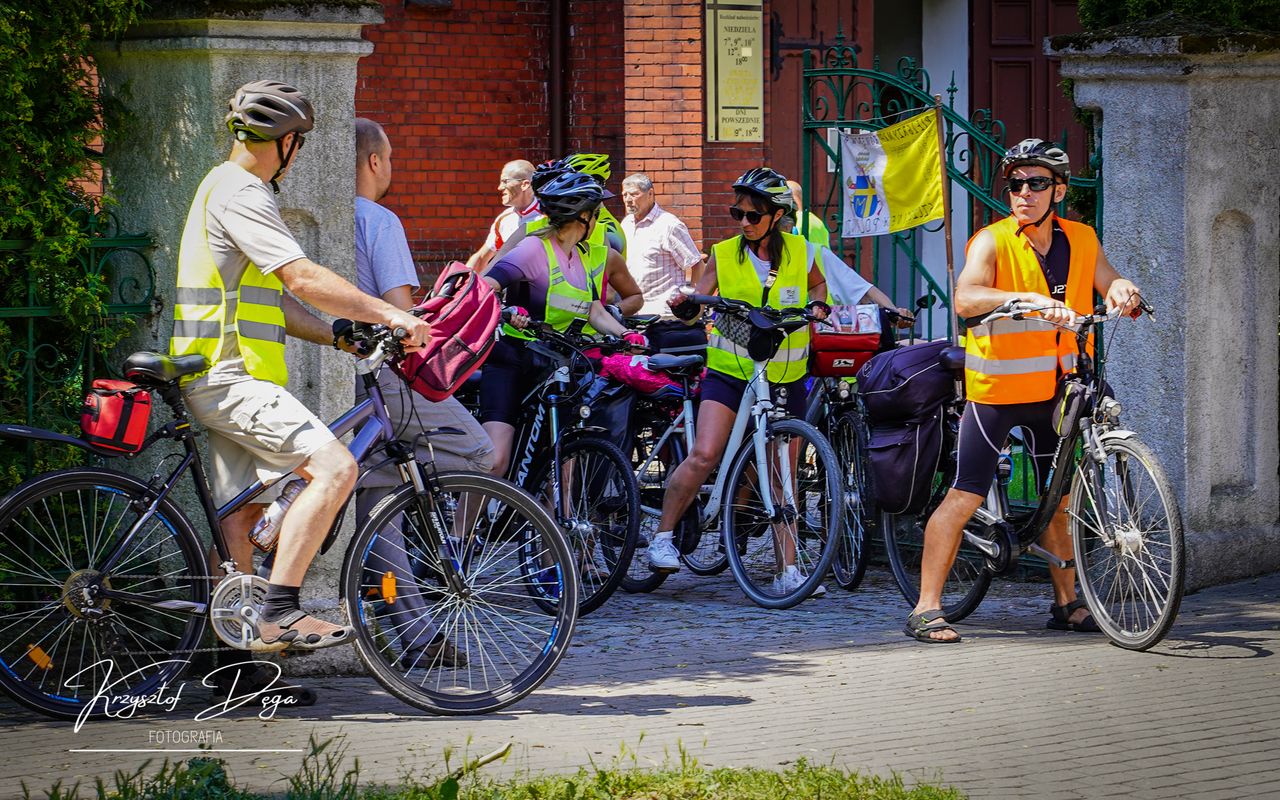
xmin=0 ymin=325 xmax=578 ymax=719
xmin=490 ymin=319 xmax=642 ymax=616
xmin=629 ymin=290 xmax=844 ymax=609
xmin=803 ymin=298 xmax=934 ymax=592
xmin=882 ymin=299 xmax=1185 ymax=651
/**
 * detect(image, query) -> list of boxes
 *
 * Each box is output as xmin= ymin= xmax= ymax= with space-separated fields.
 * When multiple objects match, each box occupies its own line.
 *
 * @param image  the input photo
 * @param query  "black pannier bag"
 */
xmin=866 ymin=408 xmax=945 ymax=516
xmin=856 ymin=340 xmax=953 ymax=423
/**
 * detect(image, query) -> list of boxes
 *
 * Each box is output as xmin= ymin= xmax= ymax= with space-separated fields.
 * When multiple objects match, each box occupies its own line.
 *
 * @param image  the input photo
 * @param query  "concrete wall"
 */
xmin=1054 ymin=36 xmax=1280 ymax=590
xmin=93 ymin=4 xmax=382 ymax=674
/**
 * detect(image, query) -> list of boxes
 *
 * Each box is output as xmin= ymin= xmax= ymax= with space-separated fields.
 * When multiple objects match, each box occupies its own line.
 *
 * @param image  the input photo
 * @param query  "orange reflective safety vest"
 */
xmin=963 ymin=215 xmax=1098 ymax=405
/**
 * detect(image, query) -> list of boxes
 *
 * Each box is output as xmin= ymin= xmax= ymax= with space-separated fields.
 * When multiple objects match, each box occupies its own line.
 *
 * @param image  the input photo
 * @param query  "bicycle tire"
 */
xmin=0 ymin=468 xmax=209 ymax=720
xmin=722 ymin=418 xmax=842 ymax=609
xmin=625 ymin=430 xmax=688 ymax=594
xmin=829 ymin=409 xmax=873 ymax=591
xmin=342 ymin=472 xmax=578 ymax=715
xmin=527 ymin=436 xmax=639 ymax=615
xmin=1070 ymin=435 xmax=1184 ymax=651
xmin=881 ymin=468 xmax=993 ymax=623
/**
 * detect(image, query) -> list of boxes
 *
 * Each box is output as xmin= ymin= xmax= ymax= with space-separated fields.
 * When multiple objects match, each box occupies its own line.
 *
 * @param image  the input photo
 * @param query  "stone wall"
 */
xmin=1052 ymin=33 xmax=1280 ymax=589
xmin=93 ymin=3 xmax=383 ymax=674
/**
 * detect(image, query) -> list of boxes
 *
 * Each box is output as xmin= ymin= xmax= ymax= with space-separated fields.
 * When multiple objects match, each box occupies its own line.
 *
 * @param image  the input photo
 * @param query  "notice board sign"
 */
xmin=705 ymin=1 xmax=763 ymax=142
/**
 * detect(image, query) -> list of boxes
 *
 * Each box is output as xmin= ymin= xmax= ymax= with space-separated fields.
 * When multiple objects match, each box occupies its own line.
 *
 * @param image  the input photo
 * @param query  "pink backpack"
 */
xmin=392 ymin=261 xmax=500 ymax=402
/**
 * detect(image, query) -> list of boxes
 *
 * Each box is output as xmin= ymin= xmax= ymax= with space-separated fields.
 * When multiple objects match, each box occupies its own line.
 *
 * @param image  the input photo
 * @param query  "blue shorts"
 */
xmin=700 ymin=370 xmax=807 ymax=417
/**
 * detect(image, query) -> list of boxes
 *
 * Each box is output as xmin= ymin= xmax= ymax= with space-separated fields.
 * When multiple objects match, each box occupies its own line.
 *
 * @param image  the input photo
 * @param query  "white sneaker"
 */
xmin=772 ymin=567 xmax=827 ymax=599
xmin=647 ymin=536 xmax=681 ymax=572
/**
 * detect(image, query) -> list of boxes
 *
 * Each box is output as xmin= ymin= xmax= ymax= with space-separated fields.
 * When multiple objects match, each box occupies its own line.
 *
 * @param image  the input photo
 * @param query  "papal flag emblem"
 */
xmin=840 ymin=109 xmax=944 ymax=238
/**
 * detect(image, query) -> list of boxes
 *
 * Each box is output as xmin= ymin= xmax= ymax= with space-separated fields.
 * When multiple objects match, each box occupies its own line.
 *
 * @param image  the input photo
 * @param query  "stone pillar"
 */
xmin=93 ymin=4 xmax=383 ymax=674
xmin=1051 ymin=32 xmax=1280 ymax=589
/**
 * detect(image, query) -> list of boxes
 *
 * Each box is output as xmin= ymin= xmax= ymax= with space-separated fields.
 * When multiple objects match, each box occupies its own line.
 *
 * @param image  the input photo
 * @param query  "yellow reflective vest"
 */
xmin=707 ymin=232 xmax=811 ymax=384
xmin=169 ymin=163 xmax=288 ymax=386
xmin=963 ymin=215 xmax=1098 ymax=405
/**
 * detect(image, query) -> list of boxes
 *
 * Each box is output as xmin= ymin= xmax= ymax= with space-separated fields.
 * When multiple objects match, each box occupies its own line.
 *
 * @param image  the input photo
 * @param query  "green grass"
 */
xmin=24 ymin=735 xmax=965 ymax=800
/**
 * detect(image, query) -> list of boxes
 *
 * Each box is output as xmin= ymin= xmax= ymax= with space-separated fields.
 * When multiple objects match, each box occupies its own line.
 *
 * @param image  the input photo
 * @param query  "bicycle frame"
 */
xmin=85 ymin=348 xmax=449 ymax=613
xmin=963 ymin=310 xmax=1122 ymax=571
xmin=634 ymin=359 xmax=788 ymax=528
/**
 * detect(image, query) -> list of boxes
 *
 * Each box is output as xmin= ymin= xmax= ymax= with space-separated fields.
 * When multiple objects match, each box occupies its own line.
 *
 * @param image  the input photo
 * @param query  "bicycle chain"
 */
xmin=71 ymin=572 xmax=275 ymax=658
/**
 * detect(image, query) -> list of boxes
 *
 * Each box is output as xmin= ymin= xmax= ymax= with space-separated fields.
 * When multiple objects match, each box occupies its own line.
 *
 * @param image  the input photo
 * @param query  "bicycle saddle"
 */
xmin=647 ymin=353 xmax=704 ymax=375
xmin=939 ymin=345 xmax=966 ymax=375
xmin=123 ymin=352 xmax=209 ymax=386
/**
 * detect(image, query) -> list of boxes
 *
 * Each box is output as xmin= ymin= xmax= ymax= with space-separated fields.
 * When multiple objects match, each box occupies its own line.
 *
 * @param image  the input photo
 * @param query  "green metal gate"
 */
xmin=0 ymin=207 xmax=155 ymax=484
xmin=799 ymin=33 xmax=1101 ymax=339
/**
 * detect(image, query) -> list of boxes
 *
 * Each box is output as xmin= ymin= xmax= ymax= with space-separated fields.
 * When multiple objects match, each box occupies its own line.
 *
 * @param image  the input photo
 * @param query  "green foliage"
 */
xmin=0 ymin=0 xmax=146 ymax=488
xmin=23 ymin=739 xmax=966 ymax=800
xmin=1077 ymin=0 xmax=1280 ymax=31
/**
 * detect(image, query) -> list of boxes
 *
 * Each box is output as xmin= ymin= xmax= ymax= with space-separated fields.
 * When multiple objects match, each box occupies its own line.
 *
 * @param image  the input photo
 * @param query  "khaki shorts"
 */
xmin=184 ymin=377 xmax=336 ymax=507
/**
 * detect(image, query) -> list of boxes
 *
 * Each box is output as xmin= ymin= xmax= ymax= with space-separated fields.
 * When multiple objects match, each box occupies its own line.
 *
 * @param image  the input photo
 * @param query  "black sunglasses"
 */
xmin=1007 ymin=175 xmax=1055 ymax=194
xmin=729 ymin=207 xmax=767 ymax=224
xmin=576 ymin=208 xmax=601 ymax=226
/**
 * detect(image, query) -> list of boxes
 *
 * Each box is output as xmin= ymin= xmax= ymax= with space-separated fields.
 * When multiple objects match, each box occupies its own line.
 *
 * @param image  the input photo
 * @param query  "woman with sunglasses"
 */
xmin=646 ymin=167 xmax=879 ymax=591
xmin=478 ymin=170 xmax=632 ymax=478
xmin=903 ymin=138 xmax=1144 ymax=644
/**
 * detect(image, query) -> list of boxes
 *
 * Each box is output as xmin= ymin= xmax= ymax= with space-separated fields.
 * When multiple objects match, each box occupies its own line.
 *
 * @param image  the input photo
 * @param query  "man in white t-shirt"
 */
xmin=465 ymin=159 xmax=541 ymax=272
xmin=171 ymin=81 xmax=430 ymax=655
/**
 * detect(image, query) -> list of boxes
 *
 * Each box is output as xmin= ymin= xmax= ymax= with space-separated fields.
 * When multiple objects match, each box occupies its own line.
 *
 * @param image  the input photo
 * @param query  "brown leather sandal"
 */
xmin=253 ymin=609 xmax=354 ymax=652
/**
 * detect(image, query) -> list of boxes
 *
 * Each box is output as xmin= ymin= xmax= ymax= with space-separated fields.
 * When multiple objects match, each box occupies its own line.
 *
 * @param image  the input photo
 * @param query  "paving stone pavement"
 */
xmin=2 ymin=567 xmax=1279 ymax=800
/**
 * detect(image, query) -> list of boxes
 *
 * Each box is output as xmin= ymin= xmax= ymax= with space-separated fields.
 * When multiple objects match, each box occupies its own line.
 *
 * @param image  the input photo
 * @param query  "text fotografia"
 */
xmin=149 ymin=729 xmax=224 ymax=745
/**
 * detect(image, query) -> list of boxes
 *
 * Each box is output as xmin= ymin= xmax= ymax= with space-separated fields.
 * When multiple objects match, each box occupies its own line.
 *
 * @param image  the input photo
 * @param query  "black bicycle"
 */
xmin=0 ymin=325 xmax=578 ymax=719
xmin=882 ymin=300 xmax=1185 ymax=651
xmin=489 ymin=320 xmax=642 ymax=616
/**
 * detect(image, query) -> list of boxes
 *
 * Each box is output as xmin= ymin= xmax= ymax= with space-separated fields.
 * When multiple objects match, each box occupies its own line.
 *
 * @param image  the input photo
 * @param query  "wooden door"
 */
xmin=971 ymin=0 xmax=1087 ymax=173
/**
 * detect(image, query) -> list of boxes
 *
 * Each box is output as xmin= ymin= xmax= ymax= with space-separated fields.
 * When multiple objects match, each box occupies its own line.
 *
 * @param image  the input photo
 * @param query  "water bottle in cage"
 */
xmin=249 ymin=479 xmax=307 ymax=551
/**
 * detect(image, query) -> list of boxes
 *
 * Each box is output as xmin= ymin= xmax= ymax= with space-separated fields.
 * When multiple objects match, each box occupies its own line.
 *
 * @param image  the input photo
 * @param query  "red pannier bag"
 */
xmin=80 ymin=379 xmax=152 ymax=453
xmin=392 ymin=261 xmax=501 ymax=402
xmin=809 ymin=304 xmax=881 ymax=378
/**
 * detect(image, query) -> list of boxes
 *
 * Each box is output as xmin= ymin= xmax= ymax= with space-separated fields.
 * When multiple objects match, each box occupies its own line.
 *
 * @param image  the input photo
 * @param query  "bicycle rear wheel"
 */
xmin=343 ymin=472 xmax=577 ymax=715
xmin=1070 ymin=435 xmax=1184 ymax=651
xmin=0 ymin=468 xmax=208 ymax=720
xmin=723 ymin=419 xmax=841 ymax=609
xmin=527 ymin=437 xmax=639 ymax=615
xmin=882 ymin=468 xmax=993 ymax=623
xmin=829 ymin=409 xmax=873 ymax=591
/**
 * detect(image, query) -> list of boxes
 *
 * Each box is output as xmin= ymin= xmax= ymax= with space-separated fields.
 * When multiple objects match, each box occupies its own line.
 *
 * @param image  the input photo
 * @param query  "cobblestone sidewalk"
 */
xmin=2 ymin=568 xmax=1278 ymax=799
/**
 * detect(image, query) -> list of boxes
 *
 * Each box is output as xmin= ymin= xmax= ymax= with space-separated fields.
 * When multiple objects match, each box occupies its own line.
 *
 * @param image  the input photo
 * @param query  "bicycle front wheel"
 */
xmin=343 ymin=472 xmax=578 ymax=715
xmin=0 ymin=468 xmax=208 ymax=720
xmin=528 ymin=436 xmax=640 ymax=615
xmin=723 ymin=419 xmax=842 ymax=609
xmin=1070 ymin=435 xmax=1184 ymax=651
xmin=829 ymin=409 xmax=874 ymax=591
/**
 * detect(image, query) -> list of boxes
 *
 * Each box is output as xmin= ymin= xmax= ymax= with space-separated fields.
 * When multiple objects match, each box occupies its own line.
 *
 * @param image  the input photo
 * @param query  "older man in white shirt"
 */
xmin=620 ymin=174 xmax=703 ymax=314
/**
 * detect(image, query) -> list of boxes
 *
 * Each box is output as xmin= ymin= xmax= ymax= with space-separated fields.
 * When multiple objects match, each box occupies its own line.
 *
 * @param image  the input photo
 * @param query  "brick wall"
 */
xmin=357 ymin=0 xmax=630 ymax=278
xmin=622 ymin=0 xmax=706 ymax=248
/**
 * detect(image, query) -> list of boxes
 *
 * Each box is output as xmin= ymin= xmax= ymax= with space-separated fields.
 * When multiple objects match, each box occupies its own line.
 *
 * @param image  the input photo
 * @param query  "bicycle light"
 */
xmin=1100 ymin=398 xmax=1122 ymax=419
xmin=578 ymin=404 xmax=592 ymax=420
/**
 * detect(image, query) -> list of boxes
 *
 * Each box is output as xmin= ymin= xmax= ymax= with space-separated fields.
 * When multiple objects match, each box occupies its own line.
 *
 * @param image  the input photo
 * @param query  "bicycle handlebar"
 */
xmin=975 ymin=297 xmax=1154 ymax=331
xmin=675 ymin=288 xmax=824 ymax=325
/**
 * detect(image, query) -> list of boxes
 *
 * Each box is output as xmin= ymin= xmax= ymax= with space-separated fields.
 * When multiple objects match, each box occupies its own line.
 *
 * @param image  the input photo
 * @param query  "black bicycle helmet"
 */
xmin=732 ymin=167 xmax=796 ymax=212
xmin=225 ymin=80 xmax=314 ymax=142
xmin=535 ymin=171 xmax=608 ymax=224
xmin=531 ymin=158 xmax=571 ymax=192
xmin=1000 ymin=138 xmax=1070 ymax=180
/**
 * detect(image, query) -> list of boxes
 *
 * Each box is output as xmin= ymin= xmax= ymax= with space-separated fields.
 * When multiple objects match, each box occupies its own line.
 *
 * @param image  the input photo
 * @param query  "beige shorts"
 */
xmin=184 ymin=377 xmax=336 ymax=507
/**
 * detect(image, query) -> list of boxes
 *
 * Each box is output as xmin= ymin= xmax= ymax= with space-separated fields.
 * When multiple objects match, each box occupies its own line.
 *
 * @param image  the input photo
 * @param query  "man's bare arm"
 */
xmin=605 ymin=250 xmax=643 ymax=316
xmin=275 ymin=258 xmax=430 ymax=346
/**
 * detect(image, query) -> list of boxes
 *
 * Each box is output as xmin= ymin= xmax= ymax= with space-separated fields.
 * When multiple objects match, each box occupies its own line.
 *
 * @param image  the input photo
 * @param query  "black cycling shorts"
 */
xmin=478 ymin=338 xmax=547 ymax=426
xmin=700 ymin=370 xmax=807 ymax=418
xmin=952 ymin=398 xmax=1060 ymax=498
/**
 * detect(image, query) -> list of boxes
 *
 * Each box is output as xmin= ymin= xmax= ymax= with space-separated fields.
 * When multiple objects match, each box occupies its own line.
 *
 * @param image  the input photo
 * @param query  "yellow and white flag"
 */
xmin=840 ymin=109 xmax=944 ymax=238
